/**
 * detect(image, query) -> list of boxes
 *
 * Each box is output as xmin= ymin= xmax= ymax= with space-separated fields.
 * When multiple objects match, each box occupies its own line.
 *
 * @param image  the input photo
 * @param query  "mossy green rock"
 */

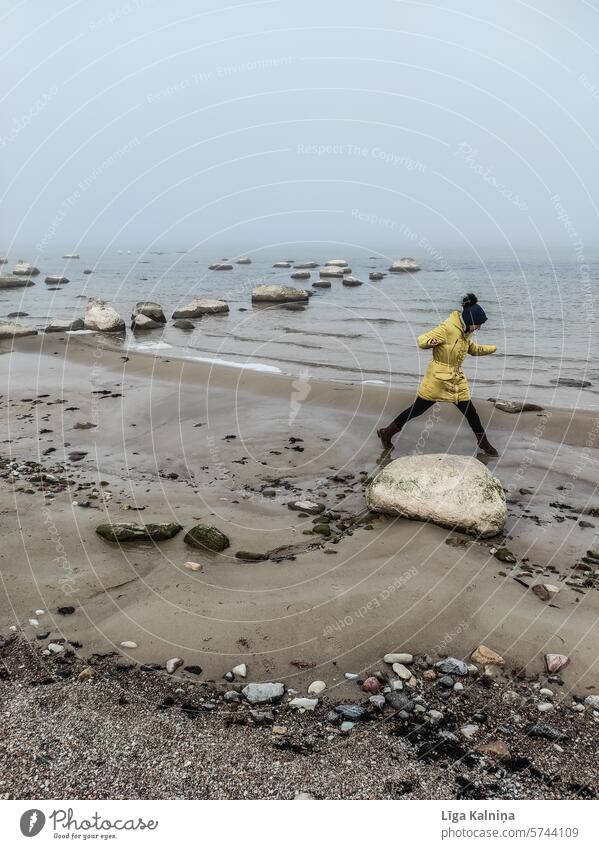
xmin=184 ymin=524 xmax=230 ymax=551
xmin=96 ymin=522 xmax=182 ymax=542
xmin=313 ymin=523 xmax=331 ymax=537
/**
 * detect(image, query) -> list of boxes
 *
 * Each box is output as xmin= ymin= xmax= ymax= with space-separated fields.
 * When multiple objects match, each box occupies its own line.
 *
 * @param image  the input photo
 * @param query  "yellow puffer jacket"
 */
xmin=416 ymin=310 xmax=496 ymax=402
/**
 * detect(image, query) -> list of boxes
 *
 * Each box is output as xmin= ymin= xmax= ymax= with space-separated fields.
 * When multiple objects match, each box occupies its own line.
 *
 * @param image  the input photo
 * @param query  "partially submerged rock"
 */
xmin=132 ymin=301 xmax=166 ymax=323
xmin=44 ymin=319 xmax=85 ymax=333
xmin=173 ymin=319 xmax=195 ymax=330
xmin=96 ymin=522 xmax=182 ymax=542
xmin=0 ymin=274 xmax=35 ymax=288
xmin=388 ymin=257 xmax=420 ymax=272
xmin=369 ymin=272 xmax=385 ymax=281
xmin=236 ymin=256 xmax=252 ymax=264
xmin=184 ymin=524 xmax=230 ymax=552
xmin=318 ymin=266 xmax=344 ymax=278
xmin=208 ymin=262 xmax=233 ymax=270
xmin=342 ymin=276 xmax=363 ymax=286
xmin=172 ymin=298 xmax=229 ymax=318
xmin=13 ymin=260 xmax=40 ymax=276
xmin=0 ymin=322 xmax=38 ymax=339
xmin=251 ymin=284 xmax=309 ymax=303
xmin=131 ymin=314 xmax=163 ymax=330
xmin=45 ymin=276 xmax=69 ymax=284
xmin=366 ymin=454 xmax=506 ymax=538
xmin=84 ymin=298 xmax=126 ymax=332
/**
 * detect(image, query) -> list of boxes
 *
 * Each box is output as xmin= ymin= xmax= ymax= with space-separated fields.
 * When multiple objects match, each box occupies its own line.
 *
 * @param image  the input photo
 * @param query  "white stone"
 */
xmin=340 ymin=721 xmax=354 ymax=732
xmin=537 ymin=702 xmax=554 ymax=712
xmin=35 ymin=609 xmax=45 ymax=615
xmin=366 ymin=454 xmax=507 ymax=538
xmin=84 ymin=297 xmax=125 ymax=332
xmin=460 ymin=723 xmax=480 ymax=739
xmin=539 ymin=688 xmax=554 ymax=699
xmin=383 ymin=653 xmax=413 ymax=664
xmin=308 ymin=680 xmax=326 ymax=695
xmin=242 ymin=682 xmax=285 ymax=704
xmin=172 ymin=298 xmax=229 ymax=318
xmin=251 ymin=284 xmax=309 ymax=303
xmin=392 ymin=662 xmax=412 ymax=680
xmin=584 ymin=695 xmax=599 ymax=710
xmin=232 ymin=663 xmax=247 ymax=679
xmin=428 ymin=710 xmax=444 ymax=722
xmin=28 ymin=619 xmax=39 ymax=627
xmin=388 ymin=257 xmax=420 ymax=272
xmin=166 ymin=657 xmax=183 ymax=674
xmin=120 ymin=640 xmax=138 ymax=649
xmin=344 ymin=672 xmax=359 ymax=680
xmin=390 ymin=679 xmax=404 ymax=691
xmin=47 ymin=643 xmax=64 ymax=653
xmin=289 ymin=697 xmax=318 ymax=712
xmin=325 ymin=259 xmax=348 ymax=267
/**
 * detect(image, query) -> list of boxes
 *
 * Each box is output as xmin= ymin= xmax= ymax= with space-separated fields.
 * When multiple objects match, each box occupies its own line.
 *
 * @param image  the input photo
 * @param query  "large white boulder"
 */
xmin=366 ymin=454 xmax=506 ymax=538
xmin=84 ymin=297 xmax=126 ymax=332
xmin=388 ymin=257 xmax=420 ymax=272
xmin=172 ymin=298 xmax=229 ymax=318
xmin=0 ymin=321 xmax=38 ymax=339
xmin=251 ymin=284 xmax=309 ymax=303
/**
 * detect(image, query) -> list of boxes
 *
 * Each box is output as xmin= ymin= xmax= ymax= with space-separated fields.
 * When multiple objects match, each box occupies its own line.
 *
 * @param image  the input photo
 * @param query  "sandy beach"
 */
xmin=1 ymin=330 xmax=598 ymax=798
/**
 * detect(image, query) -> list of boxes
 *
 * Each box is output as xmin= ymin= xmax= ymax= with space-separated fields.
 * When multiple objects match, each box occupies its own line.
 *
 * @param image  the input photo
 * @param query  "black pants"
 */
xmin=393 ymin=395 xmax=484 ymax=435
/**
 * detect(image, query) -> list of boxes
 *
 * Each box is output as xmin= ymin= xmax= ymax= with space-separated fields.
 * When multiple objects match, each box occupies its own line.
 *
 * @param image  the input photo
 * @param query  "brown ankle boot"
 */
xmin=476 ymin=433 xmax=498 ymax=456
xmin=377 ymin=421 xmax=400 ymax=450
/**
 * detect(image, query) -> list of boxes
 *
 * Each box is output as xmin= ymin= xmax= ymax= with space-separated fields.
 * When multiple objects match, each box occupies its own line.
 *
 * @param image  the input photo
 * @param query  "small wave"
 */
xmin=186 ymin=354 xmax=281 ymax=374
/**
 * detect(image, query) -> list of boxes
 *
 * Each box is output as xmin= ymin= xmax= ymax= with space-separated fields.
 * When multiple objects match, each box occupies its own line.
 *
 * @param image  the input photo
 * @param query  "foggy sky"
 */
xmin=2 ymin=0 xmax=599 ymax=256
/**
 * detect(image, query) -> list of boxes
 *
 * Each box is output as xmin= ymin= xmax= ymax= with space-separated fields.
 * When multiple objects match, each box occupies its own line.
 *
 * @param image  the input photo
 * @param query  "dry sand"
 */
xmin=0 ymin=331 xmax=598 ymax=798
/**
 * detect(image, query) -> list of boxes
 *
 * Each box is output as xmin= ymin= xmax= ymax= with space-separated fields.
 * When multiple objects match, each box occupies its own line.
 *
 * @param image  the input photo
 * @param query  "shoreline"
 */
xmin=0 ymin=331 xmax=598 ymax=695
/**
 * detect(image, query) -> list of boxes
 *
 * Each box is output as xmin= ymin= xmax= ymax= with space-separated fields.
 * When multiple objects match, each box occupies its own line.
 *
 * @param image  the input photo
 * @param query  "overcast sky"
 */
xmin=2 ymin=0 xmax=599 ymax=256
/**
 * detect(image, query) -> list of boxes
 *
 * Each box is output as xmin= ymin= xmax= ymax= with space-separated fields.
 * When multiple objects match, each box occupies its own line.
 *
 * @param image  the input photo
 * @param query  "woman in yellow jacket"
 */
xmin=377 ymin=294 xmax=498 ymax=455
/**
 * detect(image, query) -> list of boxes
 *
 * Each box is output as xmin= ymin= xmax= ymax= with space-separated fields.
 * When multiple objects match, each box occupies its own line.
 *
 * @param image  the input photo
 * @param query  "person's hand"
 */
xmin=428 ymin=338 xmax=441 ymax=346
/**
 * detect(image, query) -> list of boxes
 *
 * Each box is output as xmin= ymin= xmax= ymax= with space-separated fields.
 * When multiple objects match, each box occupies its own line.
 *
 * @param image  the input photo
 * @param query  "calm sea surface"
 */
xmin=2 ymin=248 xmax=598 ymax=410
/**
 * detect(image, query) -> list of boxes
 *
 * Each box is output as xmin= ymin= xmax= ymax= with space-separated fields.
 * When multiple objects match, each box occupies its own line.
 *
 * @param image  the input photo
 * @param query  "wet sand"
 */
xmin=1 ymin=331 xmax=598 ymax=699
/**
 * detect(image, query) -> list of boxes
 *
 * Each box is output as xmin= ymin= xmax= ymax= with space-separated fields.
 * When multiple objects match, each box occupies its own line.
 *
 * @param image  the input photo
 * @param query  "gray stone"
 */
xmin=385 ymin=691 xmax=414 ymax=712
xmin=334 ymin=703 xmax=366 ymax=721
xmin=435 ymin=657 xmax=469 ymax=676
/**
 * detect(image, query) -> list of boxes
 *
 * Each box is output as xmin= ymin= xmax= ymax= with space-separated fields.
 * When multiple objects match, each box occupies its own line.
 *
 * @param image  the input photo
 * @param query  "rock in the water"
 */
xmin=312 ymin=280 xmax=331 ymax=288
xmin=369 ymin=272 xmax=385 ymax=280
xmin=435 ymin=657 xmax=469 ymax=676
xmin=173 ymin=319 xmax=195 ymax=330
xmin=342 ymin=276 xmax=363 ymax=286
xmin=44 ymin=275 xmax=69 ymax=284
xmin=308 ymin=680 xmax=326 ymax=695
xmin=490 ymin=398 xmax=544 ymax=413
xmin=288 ymin=500 xmax=324 ymax=515
xmin=0 ymin=322 xmax=38 ymax=339
xmin=470 ymin=645 xmax=505 ymax=666
xmin=544 ymin=653 xmax=569 ymax=673
xmin=166 ymin=657 xmax=184 ymax=674
xmin=131 ymin=314 xmax=163 ymax=330
xmin=13 ymin=260 xmax=40 ymax=276
xmin=44 ymin=319 xmax=85 ymax=333
xmin=550 ymin=378 xmax=591 ymax=388
xmin=96 ymin=522 xmax=182 ymax=542
xmin=388 ymin=257 xmax=420 ymax=272
xmin=318 ymin=266 xmax=344 ymax=278
xmin=326 ymin=260 xmax=348 ymax=267
xmin=251 ymin=284 xmax=309 ymax=303
xmin=172 ymin=299 xmax=229 ymax=318
xmin=242 ymin=682 xmax=285 ymax=705
xmin=236 ymin=256 xmax=252 ymax=264
xmin=132 ymin=301 xmax=167 ymax=323
xmin=366 ymin=454 xmax=506 ymax=538
xmin=184 ymin=524 xmax=230 ymax=552
xmin=208 ymin=262 xmax=233 ymax=270
xmin=290 ymin=270 xmax=310 ymax=279
xmin=294 ymin=261 xmax=319 ymax=269
xmin=84 ymin=297 xmax=126 ymax=332
xmin=273 ymin=261 xmax=292 ymax=268
xmin=0 ymin=275 xmax=35 ymax=288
